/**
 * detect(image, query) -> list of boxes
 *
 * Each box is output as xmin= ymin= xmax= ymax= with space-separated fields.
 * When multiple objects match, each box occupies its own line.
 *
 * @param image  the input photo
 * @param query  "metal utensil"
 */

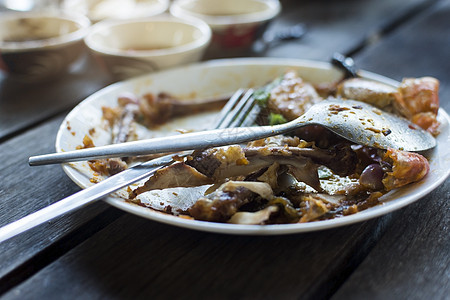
xmin=253 ymin=23 xmax=307 ymax=53
xmin=0 ymin=89 xmax=257 ymax=243
xmin=29 ymin=98 xmax=436 ymax=166
xmin=0 ymin=154 xmax=175 ymax=244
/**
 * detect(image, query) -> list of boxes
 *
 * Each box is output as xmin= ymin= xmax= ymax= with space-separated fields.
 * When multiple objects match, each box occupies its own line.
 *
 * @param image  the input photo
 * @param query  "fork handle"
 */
xmin=29 ymin=124 xmax=292 ymax=166
xmin=0 ymin=154 xmax=178 ymax=243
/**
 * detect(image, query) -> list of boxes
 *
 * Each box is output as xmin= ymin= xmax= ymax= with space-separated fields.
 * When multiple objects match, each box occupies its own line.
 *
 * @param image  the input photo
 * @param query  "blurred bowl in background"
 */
xmin=84 ymin=16 xmax=211 ymax=80
xmin=0 ymin=11 xmax=90 ymax=81
xmin=62 ymin=0 xmax=169 ymax=23
xmin=170 ymin=0 xmax=281 ymax=53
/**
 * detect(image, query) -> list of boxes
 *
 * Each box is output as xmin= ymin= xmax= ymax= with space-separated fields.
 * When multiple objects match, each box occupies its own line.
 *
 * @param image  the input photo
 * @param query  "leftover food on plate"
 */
xmin=77 ymin=70 xmax=440 ymax=225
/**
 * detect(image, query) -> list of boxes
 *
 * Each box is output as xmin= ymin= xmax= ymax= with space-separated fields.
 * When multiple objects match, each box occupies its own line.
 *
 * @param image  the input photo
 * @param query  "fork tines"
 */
xmin=215 ymin=89 xmax=257 ymax=129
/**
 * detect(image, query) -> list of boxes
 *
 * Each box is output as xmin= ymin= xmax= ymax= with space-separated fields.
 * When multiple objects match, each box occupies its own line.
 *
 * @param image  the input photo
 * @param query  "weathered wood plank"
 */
xmin=0 ymin=0 xmax=446 ymax=298
xmin=0 ymin=116 xmax=93 ymax=226
xmin=254 ymin=0 xmax=436 ymax=60
xmin=354 ymin=1 xmax=450 ymax=110
xmin=332 ymin=1 xmax=450 ymax=298
xmin=0 ymin=54 xmax=112 ymax=141
xmin=332 ymin=185 xmax=449 ymax=300
xmin=0 ymin=214 xmax=393 ymax=300
xmin=0 ymin=116 xmax=122 ymax=293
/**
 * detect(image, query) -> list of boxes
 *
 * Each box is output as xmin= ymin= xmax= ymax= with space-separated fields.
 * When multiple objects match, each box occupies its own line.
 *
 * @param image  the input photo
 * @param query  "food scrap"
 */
xmin=81 ymin=70 xmax=439 ymax=225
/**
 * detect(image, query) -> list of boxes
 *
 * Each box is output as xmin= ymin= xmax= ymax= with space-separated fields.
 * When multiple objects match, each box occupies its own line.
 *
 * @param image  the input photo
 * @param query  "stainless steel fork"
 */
xmin=0 ymin=88 xmax=256 ymax=243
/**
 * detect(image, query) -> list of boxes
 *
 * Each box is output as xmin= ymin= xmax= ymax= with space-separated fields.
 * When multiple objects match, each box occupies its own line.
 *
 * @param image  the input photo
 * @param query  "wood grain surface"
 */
xmin=0 ymin=116 xmax=123 ymax=294
xmin=0 ymin=0 xmax=448 ymax=299
xmin=333 ymin=1 xmax=450 ymax=298
xmin=0 ymin=55 xmax=112 ymax=141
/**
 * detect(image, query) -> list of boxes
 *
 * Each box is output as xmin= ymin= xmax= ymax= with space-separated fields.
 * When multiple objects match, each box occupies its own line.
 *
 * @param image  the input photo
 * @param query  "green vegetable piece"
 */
xmin=269 ymin=113 xmax=287 ymax=125
xmin=253 ymin=75 xmax=283 ymax=107
xmin=253 ymin=90 xmax=270 ymax=106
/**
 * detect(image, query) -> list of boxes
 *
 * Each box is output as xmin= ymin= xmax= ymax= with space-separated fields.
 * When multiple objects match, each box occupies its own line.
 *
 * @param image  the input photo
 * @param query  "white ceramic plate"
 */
xmin=57 ymin=58 xmax=450 ymax=235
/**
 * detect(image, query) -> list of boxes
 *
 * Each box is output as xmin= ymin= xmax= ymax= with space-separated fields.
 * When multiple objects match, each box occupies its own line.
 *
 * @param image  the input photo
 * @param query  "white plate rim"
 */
xmin=57 ymin=57 xmax=450 ymax=235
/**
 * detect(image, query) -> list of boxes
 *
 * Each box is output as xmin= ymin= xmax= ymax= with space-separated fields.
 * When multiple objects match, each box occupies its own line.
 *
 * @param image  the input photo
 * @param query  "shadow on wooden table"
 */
xmin=14 ymin=213 xmax=391 ymax=299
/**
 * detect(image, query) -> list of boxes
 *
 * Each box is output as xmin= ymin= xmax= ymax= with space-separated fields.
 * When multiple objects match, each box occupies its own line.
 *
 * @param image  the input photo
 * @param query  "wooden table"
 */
xmin=1 ymin=0 xmax=448 ymax=299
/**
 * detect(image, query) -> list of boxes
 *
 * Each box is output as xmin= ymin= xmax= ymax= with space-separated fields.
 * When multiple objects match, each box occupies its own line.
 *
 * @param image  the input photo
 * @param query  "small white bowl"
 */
xmin=0 ymin=11 xmax=90 ymax=80
xmin=62 ymin=0 xmax=170 ymax=23
xmin=170 ymin=0 xmax=281 ymax=51
xmin=84 ymin=16 xmax=211 ymax=80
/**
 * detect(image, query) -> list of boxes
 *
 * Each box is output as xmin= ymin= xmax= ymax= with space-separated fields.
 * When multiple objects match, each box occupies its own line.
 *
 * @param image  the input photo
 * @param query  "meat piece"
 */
xmin=396 ymin=77 xmax=440 ymax=135
xmin=77 ymin=134 xmax=129 ymax=176
xmin=336 ymin=78 xmax=401 ymax=109
xmin=268 ymin=70 xmax=323 ymax=121
xmin=397 ymin=77 xmax=439 ymax=116
xmin=187 ymin=145 xmax=322 ymax=189
xmin=381 ymin=148 xmax=429 ymax=190
xmin=111 ymin=102 xmax=139 ymax=144
xmin=188 ymin=181 xmax=273 ymax=222
xmin=129 ymin=163 xmax=212 ymax=199
xmin=91 ymin=97 xmax=140 ymax=176
xmin=131 ymin=143 xmax=359 ymax=198
xmin=138 ymin=92 xmax=228 ymax=127
xmin=190 ymin=145 xmax=339 ymax=191
xmin=313 ymin=81 xmax=339 ymax=98
xmin=88 ymin=158 xmax=128 ymax=176
xmin=130 ymin=145 xmax=267 ymax=198
xmin=187 ymin=145 xmax=249 ymax=178
xmin=299 ymin=193 xmax=349 ymax=222
xmin=244 ymin=145 xmax=357 ymax=177
xmin=138 ymin=92 xmax=180 ymax=126
xmin=410 ymin=112 xmax=441 ymax=135
xmin=299 ymin=194 xmax=331 ymax=223
xmin=103 ymin=93 xmax=140 ymax=143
